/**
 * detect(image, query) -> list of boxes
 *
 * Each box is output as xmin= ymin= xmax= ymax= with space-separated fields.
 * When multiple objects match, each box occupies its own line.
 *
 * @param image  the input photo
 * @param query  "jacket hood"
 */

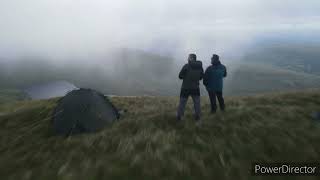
xmin=211 ymin=59 xmax=221 ymax=66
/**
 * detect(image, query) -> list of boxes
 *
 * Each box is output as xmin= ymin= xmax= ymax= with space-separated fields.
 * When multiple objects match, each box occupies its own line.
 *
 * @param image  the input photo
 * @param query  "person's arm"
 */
xmin=179 ymin=64 xmax=188 ymax=79
xmin=223 ymin=66 xmax=227 ymax=78
xmin=200 ymin=66 xmax=204 ymax=80
xmin=203 ymin=67 xmax=209 ymax=86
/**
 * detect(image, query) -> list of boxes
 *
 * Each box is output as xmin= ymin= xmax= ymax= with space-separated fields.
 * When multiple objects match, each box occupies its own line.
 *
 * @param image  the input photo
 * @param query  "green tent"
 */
xmin=53 ymin=89 xmax=119 ymax=136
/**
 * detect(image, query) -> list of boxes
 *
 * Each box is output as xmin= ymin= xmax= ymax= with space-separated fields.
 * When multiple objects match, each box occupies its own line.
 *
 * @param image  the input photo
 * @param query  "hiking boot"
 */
xmin=221 ymin=106 xmax=226 ymax=112
xmin=195 ymin=115 xmax=200 ymax=121
xmin=177 ymin=116 xmax=182 ymax=122
xmin=211 ymin=110 xmax=216 ymax=114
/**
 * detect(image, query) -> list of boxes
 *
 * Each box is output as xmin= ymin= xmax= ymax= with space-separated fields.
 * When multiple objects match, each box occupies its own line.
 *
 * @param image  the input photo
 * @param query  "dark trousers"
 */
xmin=207 ymin=91 xmax=225 ymax=112
xmin=177 ymin=89 xmax=201 ymax=120
xmin=177 ymin=95 xmax=201 ymax=119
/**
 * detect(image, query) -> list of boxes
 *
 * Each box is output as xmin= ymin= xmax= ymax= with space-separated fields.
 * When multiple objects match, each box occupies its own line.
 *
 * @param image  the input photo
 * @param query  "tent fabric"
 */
xmin=53 ymin=88 xmax=119 ymax=136
xmin=312 ymin=112 xmax=320 ymax=121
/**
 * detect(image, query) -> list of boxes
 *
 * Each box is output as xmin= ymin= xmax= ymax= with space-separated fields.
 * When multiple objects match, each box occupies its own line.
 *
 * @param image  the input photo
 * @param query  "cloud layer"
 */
xmin=1 ymin=0 xmax=320 ymax=60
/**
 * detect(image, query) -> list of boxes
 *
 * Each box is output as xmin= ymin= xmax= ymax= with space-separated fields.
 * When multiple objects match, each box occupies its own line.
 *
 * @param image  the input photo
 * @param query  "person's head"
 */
xmin=211 ymin=54 xmax=220 ymax=65
xmin=188 ymin=54 xmax=197 ymax=62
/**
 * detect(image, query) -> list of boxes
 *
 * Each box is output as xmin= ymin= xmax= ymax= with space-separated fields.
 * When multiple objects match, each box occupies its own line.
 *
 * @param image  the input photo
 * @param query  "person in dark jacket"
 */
xmin=203 ymin=54 xmax=227 ymax=113
xmin=177 ymin=54 xmax=204 ymax=121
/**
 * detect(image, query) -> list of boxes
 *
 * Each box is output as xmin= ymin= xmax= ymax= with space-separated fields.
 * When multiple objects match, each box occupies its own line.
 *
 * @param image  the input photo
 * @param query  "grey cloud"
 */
xmin=0 ymin=0 xmax=320 ymax=60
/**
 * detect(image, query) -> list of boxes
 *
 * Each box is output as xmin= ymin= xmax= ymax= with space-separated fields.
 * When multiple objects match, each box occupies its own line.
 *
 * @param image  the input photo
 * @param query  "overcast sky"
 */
xmin=1 ymin=0 xmax=320 ymax=60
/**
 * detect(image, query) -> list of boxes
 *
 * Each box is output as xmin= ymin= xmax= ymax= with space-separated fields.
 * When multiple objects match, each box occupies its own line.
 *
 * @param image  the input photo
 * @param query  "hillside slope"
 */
xmin=0 ymin=90 xmax=320 ymax=180
xmin=2 ymin=46 xmax=320 ymax=97
xmin=0 ymin=50 xmax=178 ymax=96
xmin=225 ymin=64 xmax=320 ymax=95
xmin=242 ymin=41 xmax=320 ymax=76
xmin=0 ymin=89 xmax=28 ymax=105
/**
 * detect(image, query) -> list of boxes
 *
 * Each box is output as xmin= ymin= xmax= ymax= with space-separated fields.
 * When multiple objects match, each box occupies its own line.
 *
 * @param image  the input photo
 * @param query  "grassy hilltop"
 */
xmin=0 ymin=90 xmax=320 ymax=180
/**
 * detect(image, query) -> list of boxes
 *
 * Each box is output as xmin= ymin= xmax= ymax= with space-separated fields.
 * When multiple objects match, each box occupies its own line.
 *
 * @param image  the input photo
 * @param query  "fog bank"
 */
xmin=1 ymin=0 xmax=320 ymax=62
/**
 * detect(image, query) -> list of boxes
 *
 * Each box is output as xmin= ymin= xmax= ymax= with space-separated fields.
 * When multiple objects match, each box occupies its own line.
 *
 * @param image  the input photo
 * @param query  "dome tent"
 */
xmin=312 ymin=112 xmax=320 ymax=122
xmin=53 ymin=88 xmax=119 ymax=136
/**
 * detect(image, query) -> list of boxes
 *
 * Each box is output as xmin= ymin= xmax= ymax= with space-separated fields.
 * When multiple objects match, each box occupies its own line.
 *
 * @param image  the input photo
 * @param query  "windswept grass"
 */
xmin=0 ymin=89 xmax=28 ymax=105
xmin=0 ymin=90 xmax=320 ymax=180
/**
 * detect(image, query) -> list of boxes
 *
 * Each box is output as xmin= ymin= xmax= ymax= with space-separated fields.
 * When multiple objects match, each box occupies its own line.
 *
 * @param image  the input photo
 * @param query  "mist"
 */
xmin=1 ymin=0 xmax=320 ymax=62
xmin=1 ymin=0 xmax=320 ymax=96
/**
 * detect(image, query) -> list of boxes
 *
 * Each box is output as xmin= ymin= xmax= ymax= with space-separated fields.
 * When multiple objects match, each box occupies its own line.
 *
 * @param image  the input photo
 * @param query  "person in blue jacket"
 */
xmin=203 ymin=54 xmax=227 ymax=113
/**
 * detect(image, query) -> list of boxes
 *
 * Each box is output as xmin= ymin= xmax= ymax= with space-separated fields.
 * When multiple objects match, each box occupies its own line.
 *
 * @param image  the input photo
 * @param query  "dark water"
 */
xmin=25 ymin=81 xmax=78 ymax=100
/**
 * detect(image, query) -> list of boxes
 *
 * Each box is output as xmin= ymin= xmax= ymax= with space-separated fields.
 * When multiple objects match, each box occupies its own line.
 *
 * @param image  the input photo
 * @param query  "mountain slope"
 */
xmin=225 ymin=63 xmax=320 ymax=95
xmin=0 ymin=90 xmax=320 ymax=180
xmin=242 ymin=41 xmax=320 ymax=76
xmin=1 ymin=43 xmax=320 ymax=96
xmin=0 ymin=49 xmax=178 ymax=96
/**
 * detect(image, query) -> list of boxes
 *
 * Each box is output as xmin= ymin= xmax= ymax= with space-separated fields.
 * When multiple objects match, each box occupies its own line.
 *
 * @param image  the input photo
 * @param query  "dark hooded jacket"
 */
xmin=179 ymin=60 xmax=204 ymax=90
xmin=203 ymin=59 xmax=227 ymax=92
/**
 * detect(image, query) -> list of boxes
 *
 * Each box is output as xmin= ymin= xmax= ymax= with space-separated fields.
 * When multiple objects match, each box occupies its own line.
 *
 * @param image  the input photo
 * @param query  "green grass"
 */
xmin=0 ymin=90 xmax=320 ymax=180
xmin=0 ymin=89 xmax=28 ymax=105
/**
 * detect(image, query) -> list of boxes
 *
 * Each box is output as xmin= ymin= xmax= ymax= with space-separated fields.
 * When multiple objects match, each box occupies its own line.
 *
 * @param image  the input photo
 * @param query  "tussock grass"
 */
xmin=0 ymin=89 xmax=27 ymax=105
xmin=0 ymin=90 xmax=320 ymax=180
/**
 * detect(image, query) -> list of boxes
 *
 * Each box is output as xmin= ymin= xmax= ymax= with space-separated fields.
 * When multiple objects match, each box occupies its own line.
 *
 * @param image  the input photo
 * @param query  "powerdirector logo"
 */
xmin=252 ymin=163 xmax=320 ymax=176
